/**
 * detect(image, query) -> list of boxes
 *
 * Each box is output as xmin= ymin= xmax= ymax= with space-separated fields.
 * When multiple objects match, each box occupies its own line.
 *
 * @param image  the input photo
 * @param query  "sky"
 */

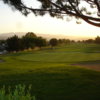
xmin=0 ymin=0 xmax=100 ymax=39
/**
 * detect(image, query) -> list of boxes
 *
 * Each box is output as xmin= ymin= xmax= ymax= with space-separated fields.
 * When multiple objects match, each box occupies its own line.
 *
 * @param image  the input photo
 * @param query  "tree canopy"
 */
xmin=49 ymin=38 xmax=58 ymax=47
xmin=1 ymin=0 xmax=100 ymax=27
xmin=5 ymin=32 xmax=47 ymax=51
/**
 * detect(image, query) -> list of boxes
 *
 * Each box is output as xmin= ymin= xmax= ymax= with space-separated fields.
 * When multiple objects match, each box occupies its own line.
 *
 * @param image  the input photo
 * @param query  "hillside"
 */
xmin=0 ymin=32 xmax=94 ymax=41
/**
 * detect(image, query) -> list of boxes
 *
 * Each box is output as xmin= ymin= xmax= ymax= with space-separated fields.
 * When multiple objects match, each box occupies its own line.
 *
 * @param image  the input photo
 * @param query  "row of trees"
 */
xmin=54 ymin=36 xmax=100 ymax=45
xmin=0 ymin=32 xmax=100 ymax=52
xmin=5 ymin=32 xmax=79 ymax=51
xmin=6 ymin=32 xmax=47 ymax=52
xmin=5 ymin=32 xmax=78 ymax=52
xmin=79 ymin=36 xmax=100 ymax=44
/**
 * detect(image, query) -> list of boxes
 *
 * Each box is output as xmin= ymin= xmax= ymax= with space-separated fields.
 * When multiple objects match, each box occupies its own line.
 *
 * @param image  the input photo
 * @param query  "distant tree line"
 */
xmin=78 ymin=36 xmax=100 ymax=44
xmin=4 ymin=32 xmax=78 ymax=52
xmin=0 ymin=33 xmax=100 ymax=52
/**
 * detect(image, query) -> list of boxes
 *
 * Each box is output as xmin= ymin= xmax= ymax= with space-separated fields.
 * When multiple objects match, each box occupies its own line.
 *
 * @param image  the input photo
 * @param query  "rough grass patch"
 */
xmin=0 ymin=84 xmax=35 ymax=100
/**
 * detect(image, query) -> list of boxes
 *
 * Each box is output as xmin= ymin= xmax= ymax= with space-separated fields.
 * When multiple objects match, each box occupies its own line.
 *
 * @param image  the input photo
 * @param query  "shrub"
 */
xmin=0 ymin=84 xmax=35 ymax=100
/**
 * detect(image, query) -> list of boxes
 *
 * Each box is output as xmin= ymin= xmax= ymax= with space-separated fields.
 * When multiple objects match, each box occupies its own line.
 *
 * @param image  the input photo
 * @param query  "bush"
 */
xmin=0 ymin=84 xmax=35 ymax=100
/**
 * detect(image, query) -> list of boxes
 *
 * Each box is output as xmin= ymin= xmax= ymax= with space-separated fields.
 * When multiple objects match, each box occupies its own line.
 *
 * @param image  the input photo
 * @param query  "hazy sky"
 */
xmin=0 ymin=0 xmax=100 ymax=39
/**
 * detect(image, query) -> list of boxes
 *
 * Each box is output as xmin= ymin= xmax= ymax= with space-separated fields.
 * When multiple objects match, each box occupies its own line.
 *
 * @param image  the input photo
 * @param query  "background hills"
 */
xmin=0 ymin=32 xmax=94 ymax=41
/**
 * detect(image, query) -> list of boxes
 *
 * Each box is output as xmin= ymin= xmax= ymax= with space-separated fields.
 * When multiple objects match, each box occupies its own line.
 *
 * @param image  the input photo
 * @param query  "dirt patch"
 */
xmin=0 ymin=60 xmax=4 ymax=63
xmin=73 ymin=63 xmax=100 ymax=71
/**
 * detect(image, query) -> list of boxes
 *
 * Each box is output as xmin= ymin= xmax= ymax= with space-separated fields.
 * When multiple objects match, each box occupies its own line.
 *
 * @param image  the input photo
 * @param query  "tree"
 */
xmin=6 ymin=35 xmax=21 ymax=51
xmin=25 ymin=32 xmax=37 ymax=38
xmin=21 ymin=32 xmax=37 ymax=49
xmin=85 ymin=39 xmax=94 ymax=43
xmin=35 ymin=37 xmax=47 ymax=48
xmin=1 ymin=0 xmax=100 ymax=27
xmin=95 ymin=36 xmax=100 ymax=44
xmin=21 ymin=36 xmax=35 ymax=49
xmin=49 ymin=38 xmax=58 ymax=47
xmin=58 ymin=39 xmax=71 ymax=44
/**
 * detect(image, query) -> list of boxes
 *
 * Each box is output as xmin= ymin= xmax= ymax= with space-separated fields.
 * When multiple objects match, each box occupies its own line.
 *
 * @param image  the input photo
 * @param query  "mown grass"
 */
xmin=0 ymin=43 xmax=100 ymax=100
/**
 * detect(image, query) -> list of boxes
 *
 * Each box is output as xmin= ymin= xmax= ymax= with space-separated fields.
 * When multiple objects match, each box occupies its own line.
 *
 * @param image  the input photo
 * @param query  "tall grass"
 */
xmin=0 ymin=84 xmax=35 ymax=100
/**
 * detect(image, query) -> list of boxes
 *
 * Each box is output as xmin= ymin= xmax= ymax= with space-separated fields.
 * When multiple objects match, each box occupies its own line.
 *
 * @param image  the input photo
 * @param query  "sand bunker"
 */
xmin=74 ymin=63 xmax=100 ymax=71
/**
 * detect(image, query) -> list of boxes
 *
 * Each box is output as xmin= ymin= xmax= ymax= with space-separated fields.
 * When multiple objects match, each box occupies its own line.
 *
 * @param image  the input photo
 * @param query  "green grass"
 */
xmin=0 ymin=43 xmax=100 ymax=100
xmin=0 ymin=84 xmax=35 ymax=100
